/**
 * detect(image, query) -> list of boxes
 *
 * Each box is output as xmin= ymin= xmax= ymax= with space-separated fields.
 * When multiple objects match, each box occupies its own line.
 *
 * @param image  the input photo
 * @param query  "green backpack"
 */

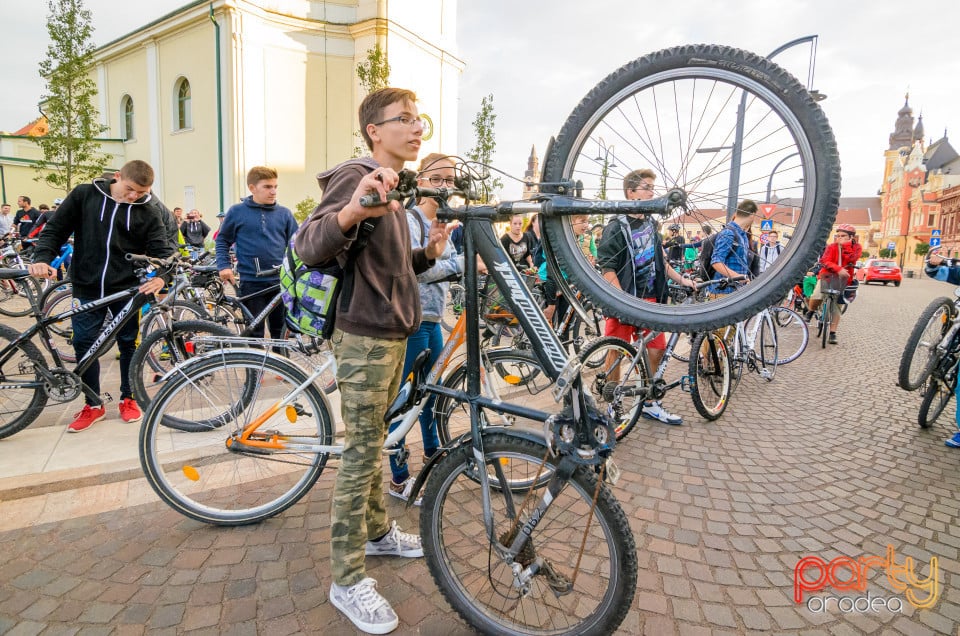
xmin=279 ymin=218 xmax=380 ymax=339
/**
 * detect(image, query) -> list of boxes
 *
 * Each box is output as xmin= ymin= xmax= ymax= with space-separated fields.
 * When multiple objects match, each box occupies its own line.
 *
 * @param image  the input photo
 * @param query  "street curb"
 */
xmin=0 ymin=457 xmax=142 ymax=502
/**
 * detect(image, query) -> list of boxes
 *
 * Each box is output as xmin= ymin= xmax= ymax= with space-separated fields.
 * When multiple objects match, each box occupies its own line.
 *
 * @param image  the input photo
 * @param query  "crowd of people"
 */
xmin=10 ymin=83 xmax=877 ymax=635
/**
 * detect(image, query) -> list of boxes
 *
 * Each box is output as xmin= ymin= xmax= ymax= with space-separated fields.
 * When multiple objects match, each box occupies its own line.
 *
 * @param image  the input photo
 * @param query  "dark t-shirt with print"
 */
xmin=500 ymin=232 xmax=531 ymax=267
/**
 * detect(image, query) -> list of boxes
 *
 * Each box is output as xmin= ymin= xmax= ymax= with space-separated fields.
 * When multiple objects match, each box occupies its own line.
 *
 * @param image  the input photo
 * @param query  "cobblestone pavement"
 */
xmin=2 ymin=276 xmax=960 ymax=635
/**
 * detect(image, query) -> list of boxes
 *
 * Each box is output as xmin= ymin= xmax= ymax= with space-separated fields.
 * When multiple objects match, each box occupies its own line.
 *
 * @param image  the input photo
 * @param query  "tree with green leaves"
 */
xmin=34 ymin=0 xmax=109 ymax=192
xmin=294 ymin=196 xmax=318 ymax=224
xmin=352 ymin=43 xmax=390 ymax=158
xmin=914 ymin=243 xmax=930 ymax=257
xmin=467 ymin=93 xmax=502 ymax=202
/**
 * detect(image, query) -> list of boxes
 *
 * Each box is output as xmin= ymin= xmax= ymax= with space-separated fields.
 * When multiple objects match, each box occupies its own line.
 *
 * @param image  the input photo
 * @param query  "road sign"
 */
xmin=759 ymin=203 xmax=776 ymax=219
xmin=887 ymin=242 xmax=896 ymax=250
xmin=932 ymin=229 xmax=941 ymax=237
xmin=760 ymin=219 xmax=774 ymax=231
xmin=931 ymin=237 xmax=942 ymax=248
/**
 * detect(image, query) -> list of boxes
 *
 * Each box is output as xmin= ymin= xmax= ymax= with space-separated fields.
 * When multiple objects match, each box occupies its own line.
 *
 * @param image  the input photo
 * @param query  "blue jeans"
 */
xmin=73 ymin=297 xmax=140 ymax=406
xmin=388 ymin=320 xmax=442 ymax=483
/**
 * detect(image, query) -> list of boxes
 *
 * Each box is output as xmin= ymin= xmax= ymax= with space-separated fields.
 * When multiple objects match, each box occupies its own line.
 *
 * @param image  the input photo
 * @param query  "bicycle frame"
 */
xmin=0 ymin=280 xmax=150 ymax=402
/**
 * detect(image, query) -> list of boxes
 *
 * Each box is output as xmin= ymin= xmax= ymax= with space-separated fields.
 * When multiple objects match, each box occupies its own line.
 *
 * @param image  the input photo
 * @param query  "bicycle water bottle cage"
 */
xmin=383 ymin=348 xmax=432 ymax=424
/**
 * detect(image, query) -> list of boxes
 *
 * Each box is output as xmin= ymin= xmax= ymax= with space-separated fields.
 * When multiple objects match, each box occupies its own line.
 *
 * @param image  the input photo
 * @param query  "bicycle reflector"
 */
xmin=182 ymin=465 xmax=200 ymax=481
xmin=286 ymin=405 xmax=299 ymax=422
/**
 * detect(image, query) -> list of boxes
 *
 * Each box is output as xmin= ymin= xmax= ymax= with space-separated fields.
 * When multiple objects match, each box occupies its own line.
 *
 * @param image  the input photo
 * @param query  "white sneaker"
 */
xmin=365 ymin=521 xmax=424 ymax=558
xmin=388 ymin=477 xmax=422 ymax=506
xmin=641 ymin=401 xmax=683 ymax=425
xmin=329 ymin=577 xmax=398 ymax=634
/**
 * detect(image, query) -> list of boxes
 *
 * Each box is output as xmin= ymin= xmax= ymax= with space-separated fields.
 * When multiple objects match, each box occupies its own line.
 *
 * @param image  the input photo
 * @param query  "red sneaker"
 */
xmin=118 ymin=398 xmax=142 ymax=424
xmin=67 ymin=404 xmax=106 ymax=433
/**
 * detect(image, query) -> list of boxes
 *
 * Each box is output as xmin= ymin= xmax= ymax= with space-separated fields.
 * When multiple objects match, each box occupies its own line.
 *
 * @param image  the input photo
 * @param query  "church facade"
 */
xmin=1 ymin=0 xmax=462 ymax=217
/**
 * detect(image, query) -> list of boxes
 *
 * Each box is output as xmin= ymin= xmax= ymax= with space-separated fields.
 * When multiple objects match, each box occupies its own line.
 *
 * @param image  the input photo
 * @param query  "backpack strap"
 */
xmin=338 ymin=216 xmax=382 ymax=312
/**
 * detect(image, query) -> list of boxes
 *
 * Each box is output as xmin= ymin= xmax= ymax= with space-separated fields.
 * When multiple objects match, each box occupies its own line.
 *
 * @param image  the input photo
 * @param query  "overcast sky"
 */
xmin=2 ymin=0 xmax=958 ymax=199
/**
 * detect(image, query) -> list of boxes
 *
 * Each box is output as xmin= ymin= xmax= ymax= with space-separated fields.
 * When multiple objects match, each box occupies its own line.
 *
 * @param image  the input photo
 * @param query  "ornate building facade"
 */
xmin=878 ymin=95 xmax=960 ymax=270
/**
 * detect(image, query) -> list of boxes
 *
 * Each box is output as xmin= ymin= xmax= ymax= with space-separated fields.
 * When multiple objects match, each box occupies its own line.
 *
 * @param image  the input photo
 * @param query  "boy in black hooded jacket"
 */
xmin=29 ymin=160 xmax=173 ymax=433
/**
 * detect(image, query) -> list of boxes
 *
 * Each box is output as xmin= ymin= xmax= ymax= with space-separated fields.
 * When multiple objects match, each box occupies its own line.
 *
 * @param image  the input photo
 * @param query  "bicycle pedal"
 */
xmin=101 ymin=392 xmax=114 ymax=404
xmin=680 ymin=376 xmax=694 ymax=392
xmin=604 ymin=458 xmax=622 ymax=486
xmin=760 ymin=369 xmax=773 ymax=380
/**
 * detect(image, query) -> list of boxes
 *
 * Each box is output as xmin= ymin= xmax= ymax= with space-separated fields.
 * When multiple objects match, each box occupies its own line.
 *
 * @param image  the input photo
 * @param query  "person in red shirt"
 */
xmin=805 ymin=223 xmax=862 ymax=344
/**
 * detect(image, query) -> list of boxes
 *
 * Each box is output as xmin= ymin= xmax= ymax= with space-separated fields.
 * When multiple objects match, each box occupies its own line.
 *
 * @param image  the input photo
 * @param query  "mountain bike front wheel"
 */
xmin=420 ymin=433 xmax=637 ymax=636
xmin=899 ymin=297 xmax=955 ymax=391
xmin=140 ymin=350 xmax=333 ymax=525
xmin=541 ymin=44 xmax=840 ymax=333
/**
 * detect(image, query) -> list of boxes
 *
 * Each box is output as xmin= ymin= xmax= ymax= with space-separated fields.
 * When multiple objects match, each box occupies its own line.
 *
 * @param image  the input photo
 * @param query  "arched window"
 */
xmin=121 ymin=95 xmax=134 ymax=140
xmin=175 ymin=77 xmax=192 ymax=130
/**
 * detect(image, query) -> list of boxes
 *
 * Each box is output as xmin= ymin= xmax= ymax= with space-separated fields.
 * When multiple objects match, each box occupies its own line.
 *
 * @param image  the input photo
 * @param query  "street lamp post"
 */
xmin=765 ymin=152 xmax=800 ymax=203
xmin=724 ymin=35 xmax=824 ymax=222
xmin=595 ymin=137 xmax=616 ymax=200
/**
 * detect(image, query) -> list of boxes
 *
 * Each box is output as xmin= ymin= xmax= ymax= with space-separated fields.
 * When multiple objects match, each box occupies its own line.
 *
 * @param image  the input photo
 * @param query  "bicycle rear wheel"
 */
xmin=139 ymin=350 xmax=333 ymax=525
xmin=421 ymin=433 xmax=637 ymax=636
xmin=541 ymin=44 xmax=840 ymax=333
xmin=130 ymin=319 xmax=234 ymax=431
xmin=688 ymin=331 xmax=731 ymax=420
xmin=899 ymin=297 xmax=955 ymax=391
xmin=769 ymin=307 xmax=808 ymax=364
xmin=576 ymin=336 xmax=645 ymax=440
xmin=918 ymin=378 xmax=954 ymax=429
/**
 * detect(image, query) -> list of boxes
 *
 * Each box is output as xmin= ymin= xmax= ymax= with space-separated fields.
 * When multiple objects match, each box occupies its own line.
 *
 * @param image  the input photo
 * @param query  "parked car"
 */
xmin=855 ymin=259 xmax=902 ymax=286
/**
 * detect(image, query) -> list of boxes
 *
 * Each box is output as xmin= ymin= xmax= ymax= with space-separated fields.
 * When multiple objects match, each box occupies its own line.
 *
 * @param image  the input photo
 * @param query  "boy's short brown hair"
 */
xmin=735 ymin=199 xmax=758 ymax=218
xmin=622 ymin=169 xmax=656 ymax=197
xmin=120 ymin=160 xmax=154 ymax=187
xmin=120 ymin=159 xmax=153 ymax=188
xmin=247 ymin=165 xmax=278 ymax=186
xmin=359 ymin=87 xmax=417 ymax=151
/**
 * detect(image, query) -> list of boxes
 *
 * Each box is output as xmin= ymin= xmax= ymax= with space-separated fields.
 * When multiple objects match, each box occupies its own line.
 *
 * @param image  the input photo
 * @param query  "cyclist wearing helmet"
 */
xmin=806 ymin=223 xmax=861 ymax=344
xmin=664 ymin=223 xmax=685 ymax=264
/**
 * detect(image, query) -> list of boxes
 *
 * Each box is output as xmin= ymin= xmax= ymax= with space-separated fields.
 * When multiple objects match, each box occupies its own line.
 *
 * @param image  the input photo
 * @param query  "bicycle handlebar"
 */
xmin=359 ymin=183 xmax=687 ymax=219
xmin=693 ymin=275 xmax=747 ymax=291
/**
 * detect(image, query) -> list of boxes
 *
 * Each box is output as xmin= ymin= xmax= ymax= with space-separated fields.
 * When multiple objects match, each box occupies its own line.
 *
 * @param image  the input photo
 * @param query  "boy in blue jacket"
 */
xmin=216 ymin=166 xmax=298 ymax=339
xmin=924 ymin=250 xmax=960 ymax=447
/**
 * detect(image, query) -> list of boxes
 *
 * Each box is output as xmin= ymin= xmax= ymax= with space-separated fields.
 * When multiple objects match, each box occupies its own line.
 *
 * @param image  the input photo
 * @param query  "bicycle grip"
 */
xmin=359 ymin=190 xmax=403 ymax=207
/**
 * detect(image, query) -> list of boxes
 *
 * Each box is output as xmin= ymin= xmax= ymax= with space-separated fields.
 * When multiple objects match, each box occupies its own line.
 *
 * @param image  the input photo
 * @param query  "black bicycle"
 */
xmin=137 ymin=43 xmax=840 ymax=635
xmin=0 ymin=254 xmax=233 ymax=439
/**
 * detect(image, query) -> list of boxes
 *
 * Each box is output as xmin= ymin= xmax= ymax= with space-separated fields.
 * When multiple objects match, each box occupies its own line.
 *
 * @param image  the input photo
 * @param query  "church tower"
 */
xmin=888 ymin=94 xmax=915 ymax=151
xmin=522 ymin=145 xmax=540 ymax=199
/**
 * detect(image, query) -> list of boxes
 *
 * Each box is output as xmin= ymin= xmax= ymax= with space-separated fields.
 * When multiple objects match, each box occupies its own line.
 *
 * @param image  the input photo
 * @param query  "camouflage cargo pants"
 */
xmin=329 ymin=328 xmax=407 ymax=586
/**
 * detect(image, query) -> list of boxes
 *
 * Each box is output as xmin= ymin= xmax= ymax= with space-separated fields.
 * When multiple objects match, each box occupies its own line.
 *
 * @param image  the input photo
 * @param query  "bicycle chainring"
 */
xmin=43 ymin=369 xmax=84 ymax=402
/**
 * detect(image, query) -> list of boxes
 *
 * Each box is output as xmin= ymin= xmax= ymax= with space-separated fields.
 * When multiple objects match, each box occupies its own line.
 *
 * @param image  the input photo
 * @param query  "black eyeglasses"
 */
xmin=421 ymin=175 xmax=456 ymax=187
xmin=373 ymin=115 xmax=423 ymax=127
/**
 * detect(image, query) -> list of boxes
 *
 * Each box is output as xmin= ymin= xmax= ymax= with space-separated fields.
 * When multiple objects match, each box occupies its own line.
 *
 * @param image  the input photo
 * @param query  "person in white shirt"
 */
xmin=0 ymin=203 xmax=12 ymax=236
xmin=758 ymin=230 xmax=783 ymax=274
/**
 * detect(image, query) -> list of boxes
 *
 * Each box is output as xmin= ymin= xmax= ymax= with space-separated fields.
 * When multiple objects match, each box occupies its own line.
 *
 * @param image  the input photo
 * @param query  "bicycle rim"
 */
xmin=139 ymin=351 xmax=332 ymax=525
xmin=769 ymin=307 xmax=808 ymax=364
xmin=421 ymin=434 xmax=636 ymax=635
xmin=756 ymin=312 xmax=778 ymax=381
xmin=40 ymin=287 xmax=78 ymax=363
xmin=0 ymin=276 xmax=41 ymax=317
xmin=541 ymin=44 xmax=839 ymax=333
xmin=131 ymin=320 xmax=234 ymax=430
xmin=689 ymin=332 xmax=731 ymax=420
